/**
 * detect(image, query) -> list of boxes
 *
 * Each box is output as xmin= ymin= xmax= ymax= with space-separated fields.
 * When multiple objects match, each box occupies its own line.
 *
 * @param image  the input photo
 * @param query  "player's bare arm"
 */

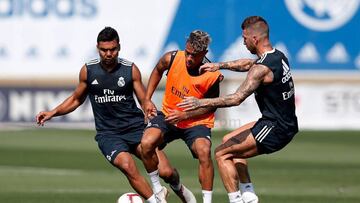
xmin=143 ymin=52 xmax=173 ymax=117
xmin=178 ymin=64 xmax=272 ymax=110
xmin=183 ymin=77 xmax=220 ymax=116
xmin=165 ymin=107 xmax=217 ymax=125
xmin=168 ymin=78 xmax=220 ymax=124
xmin=200 ymin=59 xmax=255 ymax=73
xmin=220 ymin=59 xmax=256 ymax=71
xmin=36 ymin=65 xmax=88 ymax=125
xmin=132 ymin=64 xmax=147 ymax=107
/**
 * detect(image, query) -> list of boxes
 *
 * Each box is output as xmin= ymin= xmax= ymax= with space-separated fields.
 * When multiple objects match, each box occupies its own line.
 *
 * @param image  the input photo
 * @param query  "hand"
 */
xmin=143 ymin=99 xmax=158 ymax=121
xmin=165 ymin=109 xmax=188 ymax=125
xmin=36 ymin=111 xmax=55 ymax=126
xmin=199 ymin=63 xmax=220 ymax=74
xmin=177 ymin=96 xmax=202 ymax=111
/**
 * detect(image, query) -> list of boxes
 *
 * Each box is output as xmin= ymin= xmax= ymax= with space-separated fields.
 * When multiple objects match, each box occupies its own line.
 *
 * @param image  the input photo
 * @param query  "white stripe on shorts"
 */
xmin=258 ymin=126 xmax=274 ymax=143
xmin=255 ymin=125 xmax=268 ymax=140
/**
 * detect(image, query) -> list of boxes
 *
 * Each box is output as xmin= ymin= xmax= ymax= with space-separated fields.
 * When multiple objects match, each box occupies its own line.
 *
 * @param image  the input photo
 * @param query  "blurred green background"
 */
xmin=0 ymin=129 xmax=359 ymax=203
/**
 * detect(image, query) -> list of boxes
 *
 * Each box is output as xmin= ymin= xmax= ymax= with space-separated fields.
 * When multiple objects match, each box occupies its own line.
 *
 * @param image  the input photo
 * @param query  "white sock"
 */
xmin=202 ymin=190 xmax=213 ymax=203
xmin=148 ymin=170 xmax=162 ymax=194
xmin=240 ymin=183 xmax=255 ymax=193
xmin=146 ymin=194 xmax=157 ymax=203
xmin=228 ymin=191 xmax=242 ymax=203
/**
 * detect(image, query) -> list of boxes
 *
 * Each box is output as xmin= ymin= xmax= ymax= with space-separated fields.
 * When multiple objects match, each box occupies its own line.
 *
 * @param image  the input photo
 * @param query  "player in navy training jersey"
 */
xmin=178 ymin=16 xmax=298 ymax=203
xmin=36 ymin=27 xmax=194 ymax=203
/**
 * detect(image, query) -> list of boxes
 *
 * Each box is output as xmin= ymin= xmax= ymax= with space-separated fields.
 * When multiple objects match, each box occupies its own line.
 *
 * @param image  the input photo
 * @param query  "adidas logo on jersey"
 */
xmin=282 ymin=59 xmax=290 ymax=75
xmin=91 ymin=79 xmax=99 ymax=85
xmin=281 ymin=59 xmax=292 ymax=83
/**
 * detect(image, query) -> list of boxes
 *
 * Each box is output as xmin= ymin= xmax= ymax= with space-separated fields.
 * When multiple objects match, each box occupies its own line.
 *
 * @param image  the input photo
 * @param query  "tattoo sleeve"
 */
xmin=186 ymin=106 xmax=217 ymax=119
xmin=202 ymin=65 xmax=268 ymax=108
xmin=219 ymin=59 xmax=255 ymax=72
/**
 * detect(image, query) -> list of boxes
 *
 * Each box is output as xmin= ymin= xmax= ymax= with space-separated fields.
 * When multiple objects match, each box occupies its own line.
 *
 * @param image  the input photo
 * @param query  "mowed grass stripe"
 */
xmin=0 ymin=129 xmax=359 ymax=203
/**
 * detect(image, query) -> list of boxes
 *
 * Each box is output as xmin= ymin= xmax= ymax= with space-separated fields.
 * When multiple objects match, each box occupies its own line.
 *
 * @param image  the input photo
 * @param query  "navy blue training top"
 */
xmin=86 ymin=58 xmax=144 ymax=134
xmin=254 ymin=49 xmax=298 ymax=131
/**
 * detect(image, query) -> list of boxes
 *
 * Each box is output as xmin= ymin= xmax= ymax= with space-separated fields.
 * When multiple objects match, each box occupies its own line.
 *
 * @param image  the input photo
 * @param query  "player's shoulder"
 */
xmin=86 ymin=58 xmax=100 ymax=66
xmin=162 ymin=50 xmax=178 ymax=61
xmin=256 ymin=49 xmax=284 ymax=65
xmin=118 ymin=58 xmax=134 ymax=67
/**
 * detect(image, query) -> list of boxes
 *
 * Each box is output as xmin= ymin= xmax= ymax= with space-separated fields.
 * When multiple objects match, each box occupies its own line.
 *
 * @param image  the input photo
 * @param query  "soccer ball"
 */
xmin=117 ymin=192 xmax=144 ymax=203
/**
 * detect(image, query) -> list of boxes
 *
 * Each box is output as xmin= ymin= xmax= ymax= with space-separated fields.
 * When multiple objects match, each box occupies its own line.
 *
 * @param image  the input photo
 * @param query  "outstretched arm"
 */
xmin=166 ymin=77 xmax=221 ymax=124
xmin=36 ymin=65 xmax=88 ymax=125
xmin=178 ymin=64 xmax=272 ymax=110
xmin=200 ymin=59 xmax=256 ymax=73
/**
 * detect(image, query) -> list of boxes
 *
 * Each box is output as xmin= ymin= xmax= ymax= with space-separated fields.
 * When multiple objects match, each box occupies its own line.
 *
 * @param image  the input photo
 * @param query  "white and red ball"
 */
xmin=117 ymin=192 xmax=143 ymax=203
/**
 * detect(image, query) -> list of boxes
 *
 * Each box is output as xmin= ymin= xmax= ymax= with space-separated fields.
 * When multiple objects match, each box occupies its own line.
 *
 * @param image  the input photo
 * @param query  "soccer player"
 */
xmin=35 ymin=27 xmax=193 ymax=203
xmin=141 ymin=30 xmax=223 ymax=203
xmin=178 ymin=16 xmax=299 ymax=203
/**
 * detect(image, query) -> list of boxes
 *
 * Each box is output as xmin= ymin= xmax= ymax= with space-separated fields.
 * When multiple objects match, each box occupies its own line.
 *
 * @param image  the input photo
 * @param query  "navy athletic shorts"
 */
xmin=95 ymin=125 xmax=146 ymax=165
xmin=250 ymin=118 xmax=298 ymax=154
xmin=146 ymin=112 xmax=211 ymax=158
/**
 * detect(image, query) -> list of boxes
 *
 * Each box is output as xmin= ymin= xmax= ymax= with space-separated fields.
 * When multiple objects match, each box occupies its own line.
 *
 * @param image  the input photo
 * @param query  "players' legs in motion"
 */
xmin=141 ymin=127 xmax=196 ymax=203
xmin=140 ymin=127 xmax=169 ymax=202
xmin=157 ymin=150 xmax=196 ymax=203
xmin=214 ymin=126 xmax=259 ymax=203
xmin=221 ymin=122 xmax=259 ymax=202
xmin=141 ymin=127 xmax=164 ymax=192
xmin=113 ymin=151 xmax=158 ymax=203
xmin=191 ymin=137 xmax=213 ymax=203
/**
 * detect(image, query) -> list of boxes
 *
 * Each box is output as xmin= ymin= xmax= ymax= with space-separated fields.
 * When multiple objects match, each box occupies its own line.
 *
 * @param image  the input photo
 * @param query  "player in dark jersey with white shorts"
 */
xmin=36 ymin=27 xmax=194 ymax=203
xmin=178 ymin=16 xmax=298 ymax=203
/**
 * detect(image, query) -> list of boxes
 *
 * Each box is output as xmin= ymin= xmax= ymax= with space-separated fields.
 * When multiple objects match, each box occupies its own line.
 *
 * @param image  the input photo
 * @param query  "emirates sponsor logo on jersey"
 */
xmin=94 ymin=89 xmax=126 ymax=103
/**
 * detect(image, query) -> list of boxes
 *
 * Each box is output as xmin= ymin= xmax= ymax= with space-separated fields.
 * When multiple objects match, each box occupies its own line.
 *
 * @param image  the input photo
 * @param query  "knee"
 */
xmin=114 ymin=160 xmax=134 ymax=176
xmin=196 ymin=147 xmax=212 ymax=164
xmin=141 ymin=136 xmax=156 ymax=155
xmin=193 ymin=139 xmax=211 ymax=159
xmin=198 ymin=147 xmax=211 ymax=158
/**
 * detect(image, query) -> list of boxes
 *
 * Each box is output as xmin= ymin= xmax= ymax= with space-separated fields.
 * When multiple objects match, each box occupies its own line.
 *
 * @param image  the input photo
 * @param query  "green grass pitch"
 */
xmin=0 ymin=128 xmax=359 ymax=203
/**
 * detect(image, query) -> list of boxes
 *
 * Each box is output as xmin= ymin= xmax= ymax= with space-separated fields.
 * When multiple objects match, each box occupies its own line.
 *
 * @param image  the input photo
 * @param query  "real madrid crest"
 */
xmin=118 ymin=77 xmax=125 ymax=87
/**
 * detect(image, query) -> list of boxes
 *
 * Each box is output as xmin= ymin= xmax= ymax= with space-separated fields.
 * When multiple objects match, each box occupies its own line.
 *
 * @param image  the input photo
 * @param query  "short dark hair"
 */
xmin=241 ymin=16 xmax=269 ymax=37
xmin=97 ymin=27 xmax=119 ymax=43
xmin=186 ymin=30 xmax=211 ymax=52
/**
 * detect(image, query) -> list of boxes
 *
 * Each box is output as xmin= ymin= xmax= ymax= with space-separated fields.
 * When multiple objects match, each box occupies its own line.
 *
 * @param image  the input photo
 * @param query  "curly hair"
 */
xmin=186 ymin=30 xmax=211 ymax=53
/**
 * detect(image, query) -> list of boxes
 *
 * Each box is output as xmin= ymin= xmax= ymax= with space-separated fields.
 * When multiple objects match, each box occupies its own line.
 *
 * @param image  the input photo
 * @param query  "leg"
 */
xmin=157 ymin=150 xmax=196 ymax=203
xmin=214 ymin=128 xmax=258 ymax=193
xmin=141 ymin=127 xmax=164 ymax=173
xmin=222 ymin=122 xmax=257 ymax=192
xmin=192 ymin=137 xmax=213 ymax=203
xmin=192 ymin=138 xmax=214 ymax=191
xmin=113 ymin=151 xmax=154 ymax=199
xmin=135 ymin=143 xmax=168 ymax=203
xmin=140 ymin=127 xmax=170 ymax=202
xmin=156 ymin=149 xmax=178 ymax=184
xmin=96 ymin=133 xmax=159 ymax=203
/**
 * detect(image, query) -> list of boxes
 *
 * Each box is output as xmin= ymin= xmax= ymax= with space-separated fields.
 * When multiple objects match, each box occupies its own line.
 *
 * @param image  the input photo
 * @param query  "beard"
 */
xmin=247 ymin=45 xmax=257 ymax=54
xmin=102 ymin=58 xmax=117 ymax=65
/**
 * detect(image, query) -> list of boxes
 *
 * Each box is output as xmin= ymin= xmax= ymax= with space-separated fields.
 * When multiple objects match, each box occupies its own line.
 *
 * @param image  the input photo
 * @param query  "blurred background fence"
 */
xmin=0 ymin=0 xmax=359 ymax=130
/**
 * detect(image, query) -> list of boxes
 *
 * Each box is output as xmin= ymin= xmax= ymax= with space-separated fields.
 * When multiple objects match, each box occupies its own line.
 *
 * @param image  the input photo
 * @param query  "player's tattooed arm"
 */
xmin=219 ymin=59 xmax=256 ymax=72
xmin=178 ymin=64 xmax=271 ymax=110
xmin=199 ymin=59 xmax=255 ymax=73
